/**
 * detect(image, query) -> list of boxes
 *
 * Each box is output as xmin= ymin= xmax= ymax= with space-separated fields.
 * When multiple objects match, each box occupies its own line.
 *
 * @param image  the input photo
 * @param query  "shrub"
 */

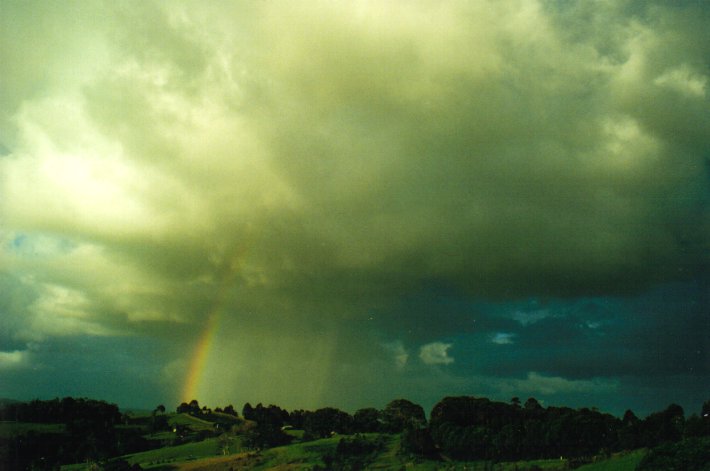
xmin=637 ymin=437 xmax=710 ymax=471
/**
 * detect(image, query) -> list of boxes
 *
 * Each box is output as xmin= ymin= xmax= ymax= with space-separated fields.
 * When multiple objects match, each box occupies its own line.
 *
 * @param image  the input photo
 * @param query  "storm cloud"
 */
xmin=0 ymin=0 xmax=708 ymax=415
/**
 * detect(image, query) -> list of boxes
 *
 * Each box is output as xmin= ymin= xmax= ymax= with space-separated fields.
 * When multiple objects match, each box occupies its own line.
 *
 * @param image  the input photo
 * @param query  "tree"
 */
xmin=151 ymin=405 xmax=168 ymax=433
xmin=247 ymin=403 xmax=289 ymax=428
xmin=641 ymin=404 xmax=684 ymax=447
xmin=429 ymin=395 xmax=623 ymax=461
xmin=303 ymin=408 xmax=353 ymax=438
xmin=353 ymin=408 xmax=381 ymax=433
xmin=637 ymin=437 xmax=710 ymax=471
xmin=622 ymin=409 xmax=639 ymax=425
xmin=401 ymin=426 xmax=437 ymax=457
xmin=524 ymin=397 xmax=543 ymax=412
xmin=686 ymin=400 xmax=710 ymax=437
xmin=381 ymin=399 xmax=426 ymax=433
xmin=243 ymin=402 xmax=255 ymax=421
xmin=243 ymin=422 xmax=292 ymax=449
xmin=619 ymin=409 xmax=641 ymax=449
xmin=218 ymin=432 xmax=234 ymax=455
xmin=150 ymin=414 xmax=169 ymax=433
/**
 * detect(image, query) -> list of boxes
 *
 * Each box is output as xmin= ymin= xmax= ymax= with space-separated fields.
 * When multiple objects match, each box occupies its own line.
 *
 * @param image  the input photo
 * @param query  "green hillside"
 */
xmin=576 ymin=449 xmax=646 ymax=471
xmin=164 ymin=433 xmax=581 ymax=471
xmin=11 ymin=396 xmax=708 ymax=471
xmin=125 ymin=437 xmax=229 ymax=469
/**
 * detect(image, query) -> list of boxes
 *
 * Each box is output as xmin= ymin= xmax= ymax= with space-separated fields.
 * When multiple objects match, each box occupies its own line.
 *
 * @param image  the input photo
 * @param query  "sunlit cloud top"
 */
xmin=0 ymin=0 xmax=707 ymax=414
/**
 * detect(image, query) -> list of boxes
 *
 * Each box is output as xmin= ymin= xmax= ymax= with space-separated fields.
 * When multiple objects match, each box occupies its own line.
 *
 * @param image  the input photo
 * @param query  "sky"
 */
xmin=0 ymin=0 xmax=708 ymax=418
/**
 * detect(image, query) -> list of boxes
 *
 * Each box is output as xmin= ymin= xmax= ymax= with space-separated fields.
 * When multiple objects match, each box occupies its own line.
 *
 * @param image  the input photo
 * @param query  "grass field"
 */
xmin=254 ymin=434 xmax=342 ymax=469
xmin=57 ymin=432 xmax=650 ymax=471
xmin=54 ymin=420 xmax=649 ymax=471
xmin=179 ymin=433 xmax=575 ymax=471
xmin=390 ymin=458 xmax=571 ymax=471
xmin=169 ymin=413 xmax=217 ymax=430
xmin=125 ymin=436 xmax=246 ymax=469
xmin=60 ymin=436 xmax=242 ymax=470
xmin=575 ymin=449 xmax=646 ymax=471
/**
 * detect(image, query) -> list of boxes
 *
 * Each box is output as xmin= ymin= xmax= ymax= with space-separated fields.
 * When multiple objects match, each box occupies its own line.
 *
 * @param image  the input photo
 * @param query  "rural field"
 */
xmin=60 ymin=423 xmax=644 ymax=471
xmin=3 ymin=396 xmax=709 ymax=470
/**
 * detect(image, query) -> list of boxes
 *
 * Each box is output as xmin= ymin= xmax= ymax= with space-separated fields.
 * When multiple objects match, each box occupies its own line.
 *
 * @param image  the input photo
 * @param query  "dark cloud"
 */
xmin=0 ymin=0 xmax=708 ymax=414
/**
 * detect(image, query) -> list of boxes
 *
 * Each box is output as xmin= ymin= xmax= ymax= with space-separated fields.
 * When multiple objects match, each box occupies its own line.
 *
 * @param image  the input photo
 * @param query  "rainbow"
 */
xmin=181 ymin=243 xmax=250 ymax=402
xmin=181 ymin=303 xmax=222 ymax=402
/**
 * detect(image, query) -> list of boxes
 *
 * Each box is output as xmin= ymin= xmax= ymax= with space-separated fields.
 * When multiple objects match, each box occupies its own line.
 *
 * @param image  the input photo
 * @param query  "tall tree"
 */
xmin=382 ymin=399 xmax=426 ymax=433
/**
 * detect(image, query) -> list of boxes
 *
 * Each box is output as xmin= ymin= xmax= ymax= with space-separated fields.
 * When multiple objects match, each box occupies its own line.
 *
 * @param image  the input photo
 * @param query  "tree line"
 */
xmin=427 ymin=396 xmax=708 ymax=462
xmin=174 ymin=395 xmax=710 ymax=462
xmin=2 ymin=395 xmax=708 ymax=469
xmin=0 ymin=397 xmax=151 ymax=469
xmin=0 ymin=397 xmax=122 ymax=426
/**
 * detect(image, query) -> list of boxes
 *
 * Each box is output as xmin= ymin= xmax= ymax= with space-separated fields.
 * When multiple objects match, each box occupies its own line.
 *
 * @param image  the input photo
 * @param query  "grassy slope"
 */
xmin=575 ymin=449 xmax=646 ymax=471
xmin=60 ymin=438 xmax=228 ymax=471
xmin=60 ymin=413 xmax=246 ymax=470
xmin=174 ymin=433 xmax=575 ymax=471
xmin=58 ymin=444 xmax=649 ymax=471
xmin=123 ymin=437 xmax=225 ymax=469
xmin=55 ymin=417 xmax=647 ymax=471
xmin=169 ymin=413 xmax=218 ymax=430
xmin=396 ymin=459 xmax=570 ymax=471
xmin=253 ymin=435 xmax=342 ymax=470
xmin=122 ymin=418 xmax=244 ymax=469
xmin=60 ymin=432 xmax=647 ymax=471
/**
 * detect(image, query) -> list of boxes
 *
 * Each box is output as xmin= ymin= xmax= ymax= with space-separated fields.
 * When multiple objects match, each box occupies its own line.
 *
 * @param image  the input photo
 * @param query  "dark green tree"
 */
xmin=381 ymin=399 xmax=426 ymax=433
xmin=524 ymin=397 xmax=543 ymax=412
xmin=641 ymin=404 xmax=684 ymax=447
xmin=243 ymin=422 xmax=292 ymax=450
xmin=353 ymin=407 xmax=382 ymax=433
xmin=243 ymin=402 xmax=255 ymax=420
xmin=401 ymin=426 xmax=437 ymax=457
xmin=303 ymin=407 xmax=353 ymax=438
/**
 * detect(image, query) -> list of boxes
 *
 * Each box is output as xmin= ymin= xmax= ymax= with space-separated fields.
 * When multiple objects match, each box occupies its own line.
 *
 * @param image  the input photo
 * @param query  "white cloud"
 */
xmin=0 ymin=350 xmax=28 ymax=370
xmin=512 ymin=309 xmax=552 ymax=326
xmin=494 ymin=372 xmax=619 ymax=396
xmin=419 ymin=341 xmax=454 ymax=365
xmin=491 ymin=332 xmax=515 ymax=345
xmin=384 ymin=340 xmax=409 ymax=369
xmin=20 ymin=282 xmax=117 ymax=341
xmin=654 ymin=65 xmax=707 ymax=98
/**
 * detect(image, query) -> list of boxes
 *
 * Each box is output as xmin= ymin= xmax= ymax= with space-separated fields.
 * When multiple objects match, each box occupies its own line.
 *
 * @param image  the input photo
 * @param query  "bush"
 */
xmin=637 ymin=437 xmax=710 ymax=471
xmin=336 ymin=434 xmax=385 ymax=457
xmin=327 ymin=434 xmax=386 ymax=470
xmin=243 ymin=423 xmax=292 ymax=450
xmin=400 ymin=427 xmax=437 ymax=457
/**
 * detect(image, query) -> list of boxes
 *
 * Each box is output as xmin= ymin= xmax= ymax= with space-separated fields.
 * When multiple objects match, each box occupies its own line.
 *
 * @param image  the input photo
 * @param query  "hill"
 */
xmin=3 ymin=395 xmax=707 ymax=470
xmin=141 ymin=434 xmax=633 ymax=471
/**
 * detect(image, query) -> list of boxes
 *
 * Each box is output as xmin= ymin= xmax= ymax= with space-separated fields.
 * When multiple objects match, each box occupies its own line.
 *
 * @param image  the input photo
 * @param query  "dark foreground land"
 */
xmin=1 ymin=396 xmax=708 ymax=470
